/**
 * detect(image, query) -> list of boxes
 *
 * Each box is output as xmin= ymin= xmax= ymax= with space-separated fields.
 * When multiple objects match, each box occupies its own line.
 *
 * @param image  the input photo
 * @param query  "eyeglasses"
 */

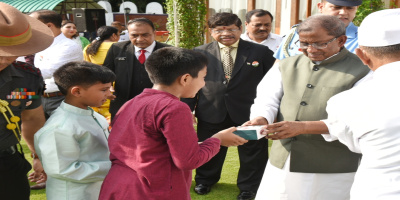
xmin=211 ymin=28 xmax=240 ymax=34
xmin=296 ymin=37 xmax=338 ymax=50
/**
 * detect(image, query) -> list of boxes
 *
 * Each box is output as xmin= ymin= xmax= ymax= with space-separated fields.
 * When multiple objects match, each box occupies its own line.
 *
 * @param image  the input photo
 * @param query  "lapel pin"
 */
xmin=252 ymin=61 xmax=259 ymax=67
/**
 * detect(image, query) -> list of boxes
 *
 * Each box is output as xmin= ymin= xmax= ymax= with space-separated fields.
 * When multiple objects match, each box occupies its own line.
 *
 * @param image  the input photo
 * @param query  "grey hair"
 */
xmin=298 ymin=15 xmax=346 ymax=37
xmin=361 ymin=44 xmax=400 ymax=58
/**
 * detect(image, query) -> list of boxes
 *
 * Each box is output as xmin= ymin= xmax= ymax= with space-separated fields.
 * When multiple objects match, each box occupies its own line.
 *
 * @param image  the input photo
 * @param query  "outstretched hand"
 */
xmin=212 ymin=127 xmax=248 ymax=147
xmin=242 ymin=116 xmax=269 ymax=126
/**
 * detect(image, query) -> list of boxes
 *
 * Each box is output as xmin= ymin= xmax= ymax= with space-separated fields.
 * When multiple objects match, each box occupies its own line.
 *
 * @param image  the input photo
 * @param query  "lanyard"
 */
xmin=0 ymin=99 xmax=21 ymax=141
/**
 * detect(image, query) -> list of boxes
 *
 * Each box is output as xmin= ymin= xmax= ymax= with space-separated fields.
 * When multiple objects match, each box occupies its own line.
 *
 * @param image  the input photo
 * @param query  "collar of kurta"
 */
xmin=59 ymin=101 xmax=94 ymax=116
xmin=312 ymin=48 xmax=348 ymax=66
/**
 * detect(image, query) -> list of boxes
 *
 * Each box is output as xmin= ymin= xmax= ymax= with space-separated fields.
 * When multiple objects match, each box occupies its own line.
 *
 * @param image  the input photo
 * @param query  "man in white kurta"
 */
xmin=246 ymin=14 xmax=372 ymax=200
xmin=34 ymin=102 xmax=111 ymax=200
xmin=323 ymin=9 xmax=400 ymax=199
xmin=263 ymin=9 xmax=400 ymax=199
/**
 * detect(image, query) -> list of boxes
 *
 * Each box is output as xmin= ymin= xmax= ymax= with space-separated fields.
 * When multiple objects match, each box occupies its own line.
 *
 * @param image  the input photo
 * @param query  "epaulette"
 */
xmin=12 ymin=61 xmax=42 ymax=77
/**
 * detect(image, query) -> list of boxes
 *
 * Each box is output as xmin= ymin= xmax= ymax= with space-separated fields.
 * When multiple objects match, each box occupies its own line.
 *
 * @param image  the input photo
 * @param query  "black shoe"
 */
xmin=194 ymin=184 xmax=211 ymax=195
xmin=237 ymin=191 xmax=256 ymax=200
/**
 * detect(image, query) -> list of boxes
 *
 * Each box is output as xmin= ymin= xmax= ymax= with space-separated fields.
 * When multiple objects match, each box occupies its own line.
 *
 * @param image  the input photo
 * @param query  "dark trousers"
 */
xmin=0 ymin=149 xmax=32 ymax=200
xmin=195 ymin=115 xmax=269 ymax=192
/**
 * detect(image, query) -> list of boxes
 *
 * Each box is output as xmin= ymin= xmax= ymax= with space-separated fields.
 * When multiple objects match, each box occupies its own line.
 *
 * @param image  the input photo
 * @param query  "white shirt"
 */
xmin=252 ymin=54 xmax=373 ymax=200
xmin=34 ymin=33 xmax=83 ymax=93
xmin=241 ymin=32 xmax=282 ymax=53
xmin=322 ymin=61 xmax=400 ymax=200
xmin=134 ymin=41 xmax=156 ymax=60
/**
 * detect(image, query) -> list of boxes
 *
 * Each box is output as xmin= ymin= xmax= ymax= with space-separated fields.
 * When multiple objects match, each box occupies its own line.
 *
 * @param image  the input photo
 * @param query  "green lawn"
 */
xmin=23 ymin=140 xmax=271 ymax=200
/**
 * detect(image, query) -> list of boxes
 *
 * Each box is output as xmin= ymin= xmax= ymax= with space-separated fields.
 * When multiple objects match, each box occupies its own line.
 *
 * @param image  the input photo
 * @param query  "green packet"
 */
xmin=233 ymin=125 xmax=265 ymax=140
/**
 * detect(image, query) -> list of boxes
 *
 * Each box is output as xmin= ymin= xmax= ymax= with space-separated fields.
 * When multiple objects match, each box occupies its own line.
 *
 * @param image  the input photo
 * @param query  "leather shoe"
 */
xmin=237 ymin=191 xmax=256 ymax=200
xmin=194 ymin=184 xmax=211 ymax=195
xmin=30 ymin=182 xmax=46 ymax=190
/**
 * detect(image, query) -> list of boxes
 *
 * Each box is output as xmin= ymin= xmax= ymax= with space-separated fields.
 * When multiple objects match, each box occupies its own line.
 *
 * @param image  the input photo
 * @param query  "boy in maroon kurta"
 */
xmin=99 ymin=47 xmax=248 ymax=200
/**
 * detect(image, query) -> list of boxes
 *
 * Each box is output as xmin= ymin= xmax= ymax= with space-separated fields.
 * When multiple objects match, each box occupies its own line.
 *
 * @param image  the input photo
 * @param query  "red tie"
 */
xmin=139 ymin=49 xmax=146 ymax=64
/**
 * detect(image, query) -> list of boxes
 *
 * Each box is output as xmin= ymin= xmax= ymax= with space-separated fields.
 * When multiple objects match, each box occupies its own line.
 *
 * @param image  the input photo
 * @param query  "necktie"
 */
xmin=138 ymin=49 xmax=146 ymax=64
xmin=222 ymin=46 xmax=234 ymax=81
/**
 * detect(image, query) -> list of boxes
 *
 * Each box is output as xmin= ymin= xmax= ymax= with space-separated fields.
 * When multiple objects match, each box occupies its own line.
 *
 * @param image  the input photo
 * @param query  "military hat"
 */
xmin=0 ymin=2 xmax=53 ymax=56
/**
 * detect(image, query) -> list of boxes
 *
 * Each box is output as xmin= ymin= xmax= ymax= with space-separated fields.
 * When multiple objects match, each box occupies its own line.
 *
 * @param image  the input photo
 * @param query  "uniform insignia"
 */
xmin=6 ymin=88 xmax=39 ymax=99
xmin=10 ymin=100 xmax=21 ymax=107
xmin=12 ymin=61 xmax=42 ymax=76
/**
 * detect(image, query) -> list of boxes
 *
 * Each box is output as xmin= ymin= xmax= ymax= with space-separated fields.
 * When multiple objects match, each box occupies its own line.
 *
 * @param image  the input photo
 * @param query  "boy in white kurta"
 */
xmin=34 ymin=61 xmax=116 ymax=200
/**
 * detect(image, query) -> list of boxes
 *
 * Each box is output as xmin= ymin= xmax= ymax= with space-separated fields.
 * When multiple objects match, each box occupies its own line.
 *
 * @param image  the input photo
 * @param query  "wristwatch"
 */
xmin=31 ymin=152 xmax=39 ymax=159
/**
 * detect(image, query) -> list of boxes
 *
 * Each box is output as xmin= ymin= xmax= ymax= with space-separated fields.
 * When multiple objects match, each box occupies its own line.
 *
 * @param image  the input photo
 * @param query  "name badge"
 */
xmin=117 ymin=57 xmax=126 ymax=61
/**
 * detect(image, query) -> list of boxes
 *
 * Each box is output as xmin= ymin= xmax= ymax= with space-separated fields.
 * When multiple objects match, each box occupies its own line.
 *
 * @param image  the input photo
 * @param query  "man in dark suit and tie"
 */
xmin=183 ymin=12 xmax=275 ymax=200
xmin=103 ymin=18 xmax=169 ymax=118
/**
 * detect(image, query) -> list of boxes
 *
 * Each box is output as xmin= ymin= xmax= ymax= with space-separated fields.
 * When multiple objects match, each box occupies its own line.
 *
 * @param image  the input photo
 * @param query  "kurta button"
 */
xmin=223 ymin=81 xmax=227 ymax=84
xmin=300 ymin=101 xmax=307 ymax=106
xmin=306 ymin=84 xmax=313 ymax=88
xmin=313 ymin=67 xmax=319 ymax=71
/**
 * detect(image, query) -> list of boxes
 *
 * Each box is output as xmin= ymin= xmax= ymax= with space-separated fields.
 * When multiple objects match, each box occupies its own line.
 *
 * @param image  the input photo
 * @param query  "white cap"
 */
xmin=358 ymin=8 xmax=400 ymax=47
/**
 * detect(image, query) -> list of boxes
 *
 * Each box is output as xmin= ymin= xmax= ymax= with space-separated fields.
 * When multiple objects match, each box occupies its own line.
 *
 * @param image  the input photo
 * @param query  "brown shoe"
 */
xmin=30 ymin=182 xmax=46 ymax=190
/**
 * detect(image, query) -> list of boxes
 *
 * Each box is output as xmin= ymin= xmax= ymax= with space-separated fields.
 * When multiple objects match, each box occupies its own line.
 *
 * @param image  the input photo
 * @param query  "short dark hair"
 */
xmin=86 ymin=26 xmax=119 ymax=56
xmin=208 ymin=12 xmax=242 ymax=29
xmin=127 ymin=18 xmax=155 ymax=31
xmin=246 ymin=9 xmax=274 ymax=23
xmin=298 ymin=15 xmax=345 ymax=37
xmin=145 ymin=47 xmax=208 ymax=86
xmin=362 ymin=43 xmax=400 ymax=59
xmin=54 ymin=61 xmax=116 ymax=94
xmin=29 ymin=9 xmax=62 ymax=28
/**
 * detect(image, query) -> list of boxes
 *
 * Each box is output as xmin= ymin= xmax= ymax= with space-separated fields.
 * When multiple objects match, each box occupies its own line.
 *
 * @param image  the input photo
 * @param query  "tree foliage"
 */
xmin=165 ymin=0 xmax=207 ymax=49
xmin=353 ymin=0 xmax=385 ymax=26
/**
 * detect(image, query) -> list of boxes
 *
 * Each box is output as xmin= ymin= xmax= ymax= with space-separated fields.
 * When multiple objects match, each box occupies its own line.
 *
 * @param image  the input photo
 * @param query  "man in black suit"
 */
xmin=103 ymin=18 xmax=169 ymax=118
xmin=183 ymin=13 xmax=275 ymax=200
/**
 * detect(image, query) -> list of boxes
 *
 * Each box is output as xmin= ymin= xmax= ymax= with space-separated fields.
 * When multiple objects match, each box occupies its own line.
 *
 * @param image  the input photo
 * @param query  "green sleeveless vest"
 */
xmin=270 ymin=49 xmax=370 ymax=173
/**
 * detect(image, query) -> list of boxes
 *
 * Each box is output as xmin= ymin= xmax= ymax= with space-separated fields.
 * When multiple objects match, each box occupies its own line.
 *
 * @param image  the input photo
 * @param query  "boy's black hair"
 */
xmin=54 ymin=61 xmax=116 ymax=94
xmin=145 ymin=47 xmax=208 ymax=86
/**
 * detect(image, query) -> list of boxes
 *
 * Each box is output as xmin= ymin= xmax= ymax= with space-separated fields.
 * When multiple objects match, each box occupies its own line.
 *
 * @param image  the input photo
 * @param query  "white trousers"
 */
xmin=255 ymin=155 xmax=356 ymax=200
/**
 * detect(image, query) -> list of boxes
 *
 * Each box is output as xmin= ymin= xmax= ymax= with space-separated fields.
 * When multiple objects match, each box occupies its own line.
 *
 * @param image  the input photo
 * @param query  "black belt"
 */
xmin=0 ymin=145 xmax=17 ymax=157
xmin=43 ymin=91 xmax=64 ymax=98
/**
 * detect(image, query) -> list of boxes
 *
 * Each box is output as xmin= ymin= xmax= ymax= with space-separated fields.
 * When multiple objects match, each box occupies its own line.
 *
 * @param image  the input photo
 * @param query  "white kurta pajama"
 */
xmin=34 ymin=102 xmax=111 ymax=200
xmin=251 ymin=61 xmax=372 ymax=200
xmin=322 ymin=61 xmax=400 ymax=200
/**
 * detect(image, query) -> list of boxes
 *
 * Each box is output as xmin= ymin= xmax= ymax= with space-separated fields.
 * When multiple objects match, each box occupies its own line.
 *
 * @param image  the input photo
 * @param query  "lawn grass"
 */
xmin=23 ymin=139 xmax=271 ymax=200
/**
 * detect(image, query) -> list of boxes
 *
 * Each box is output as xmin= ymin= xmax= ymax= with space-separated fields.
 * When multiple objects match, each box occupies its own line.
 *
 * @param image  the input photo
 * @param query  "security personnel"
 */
xmin=0 ymin=3 xmax=54 ymax=199
xmin=274 ymin=0 xmax=362 ymax=60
